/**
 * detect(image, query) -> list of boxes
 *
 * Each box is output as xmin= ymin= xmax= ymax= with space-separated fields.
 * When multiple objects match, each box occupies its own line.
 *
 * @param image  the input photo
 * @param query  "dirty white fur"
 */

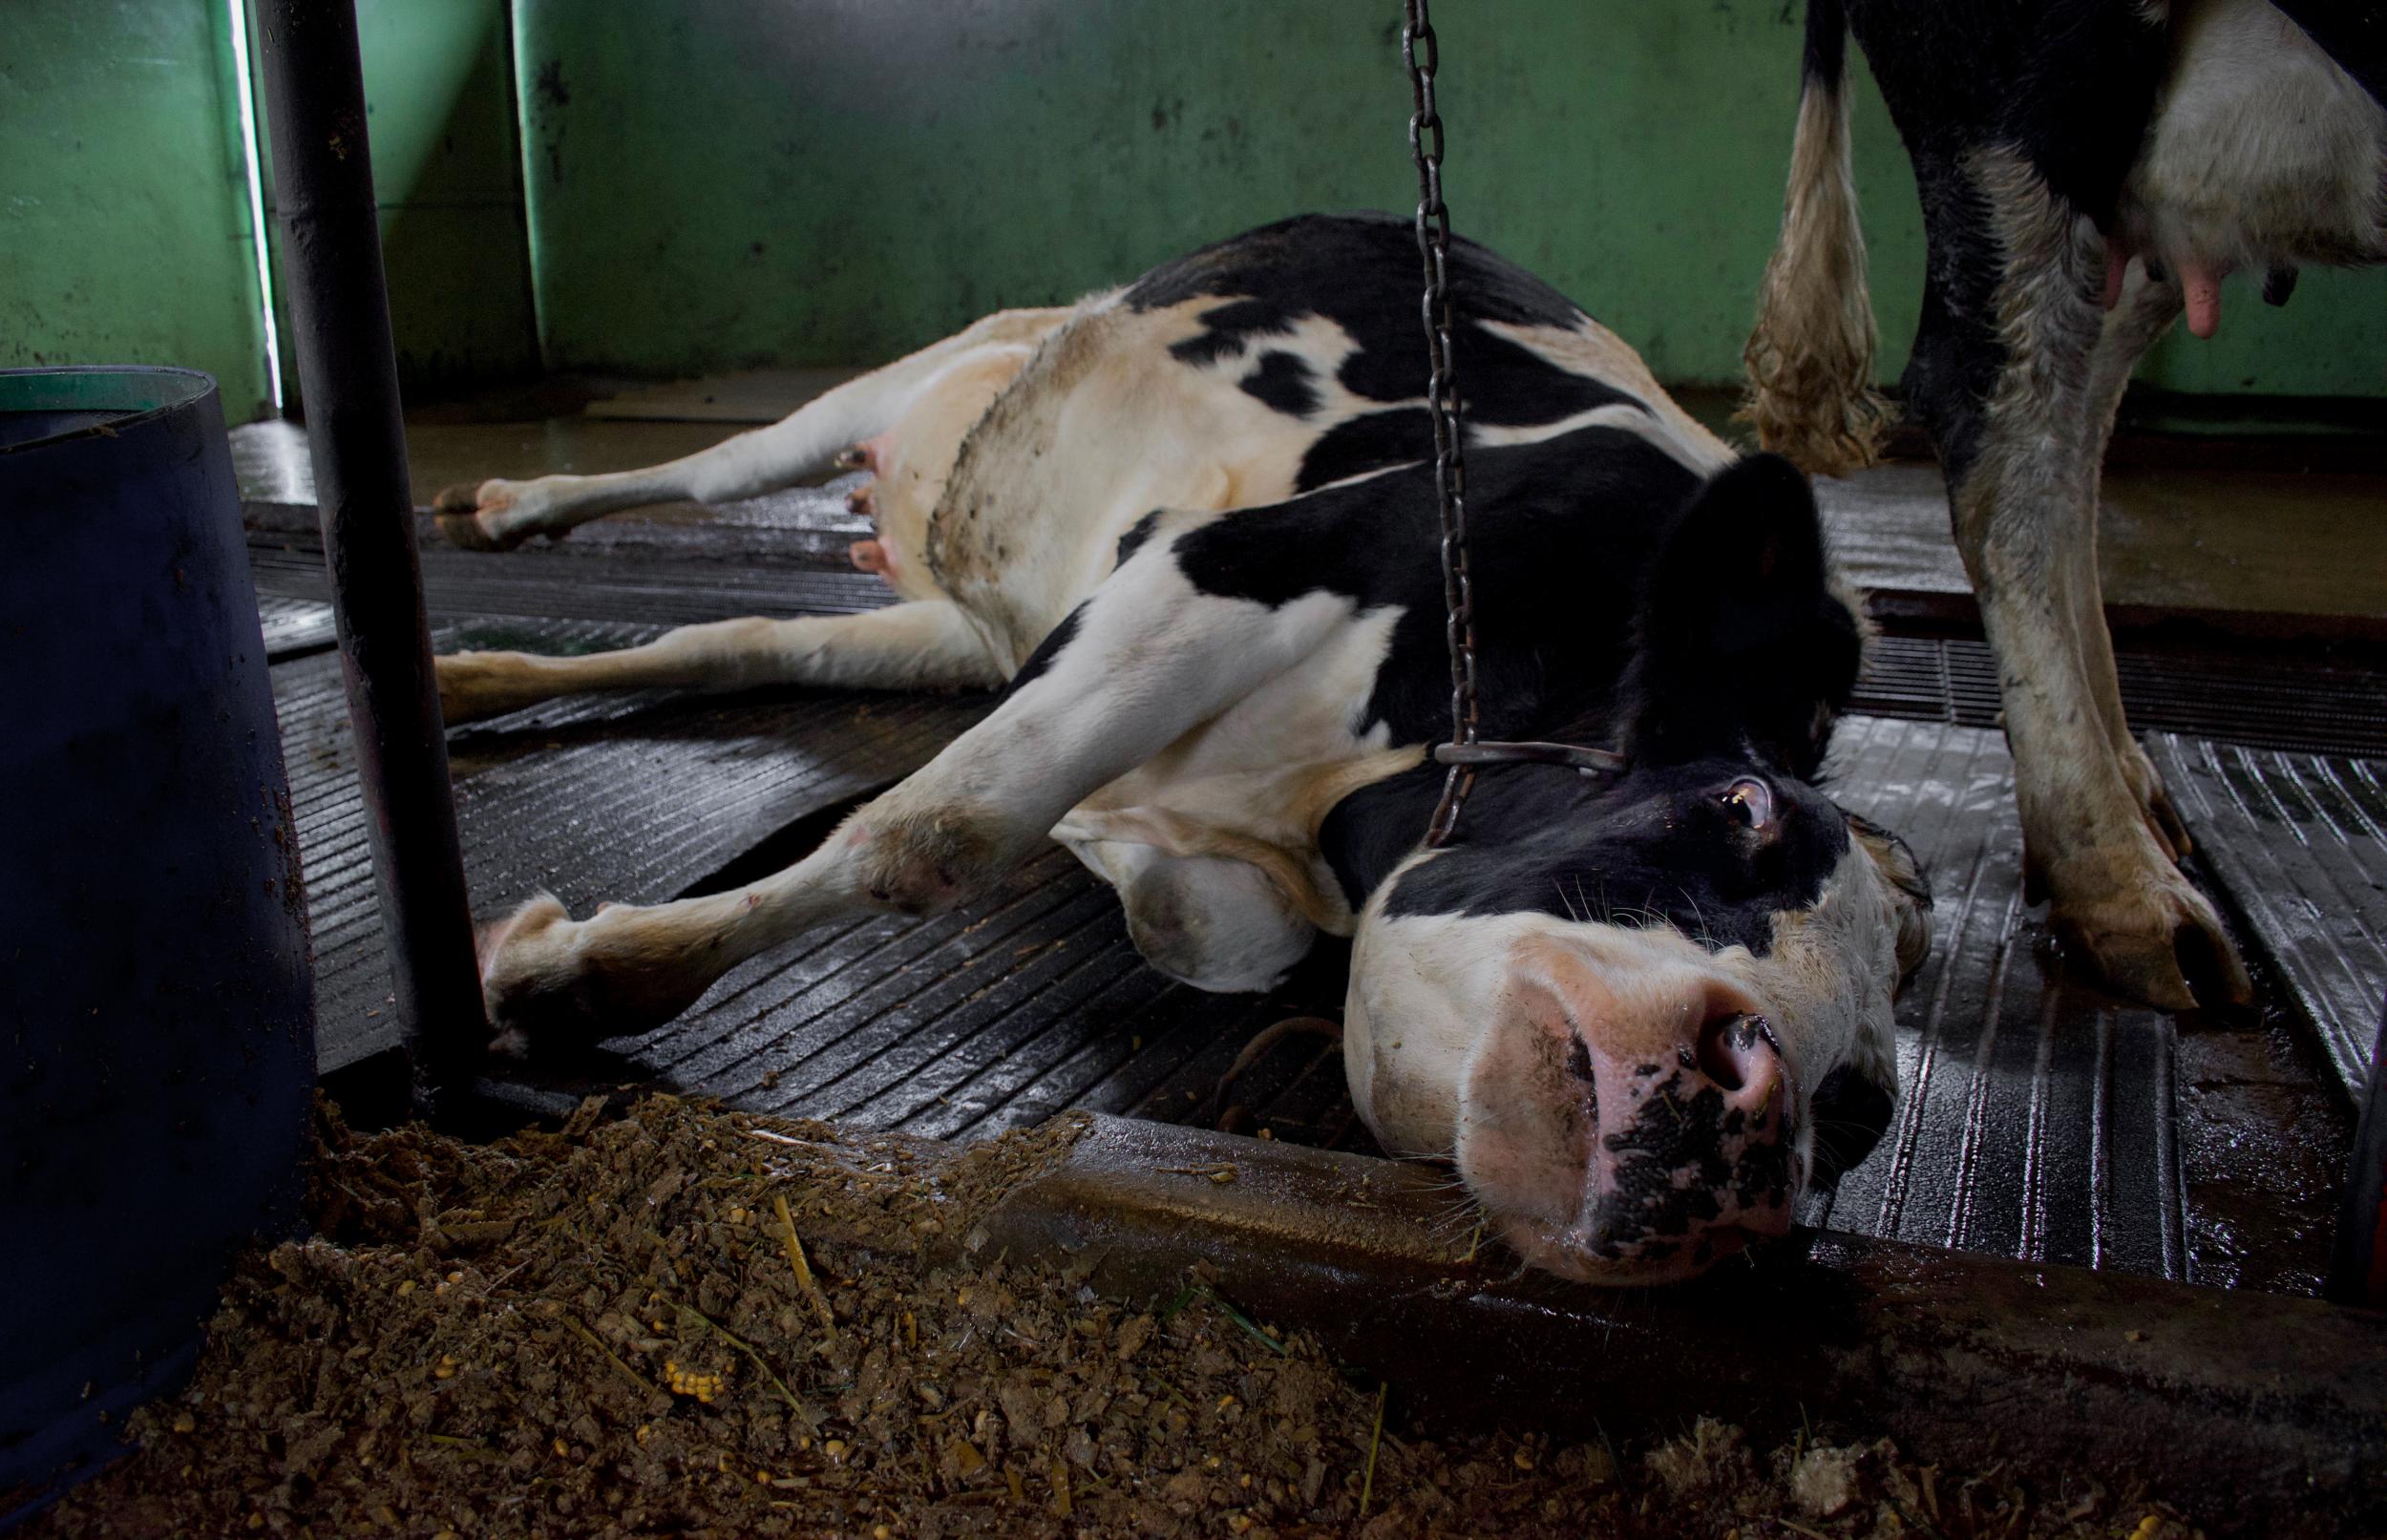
xmin=1961 ymin=145 xmax=2248 ymax=1009
xmin=1345 ymin=839 xmax=1907 ymax=1185
xmin=1745 ymin=3 xmax=2355 ymax=1007
xmin=434 ymin=308 xmax=1072 ymax=551
xmin=443 ymin=245 xmax=1914 ymax=1284
xmin=438 ymin=601 xmax=1004 ymax=725
xmin=2120 ymin=0 xmax=2387 ymax=281
xmin=439 ymin=285 xmax=1731 ymax=1014
xmin=474 ymin=524 xmax=1390 ymax=1032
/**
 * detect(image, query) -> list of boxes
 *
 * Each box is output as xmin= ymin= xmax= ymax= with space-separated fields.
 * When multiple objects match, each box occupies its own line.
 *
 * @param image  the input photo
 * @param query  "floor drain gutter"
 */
xmin=962 ymin=1115 xmax=2386 ymax=1533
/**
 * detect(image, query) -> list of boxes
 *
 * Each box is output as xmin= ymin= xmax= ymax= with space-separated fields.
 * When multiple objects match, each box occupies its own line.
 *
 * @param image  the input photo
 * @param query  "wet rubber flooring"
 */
xmin=245 ymin=482 xmax=2377 ymax=1296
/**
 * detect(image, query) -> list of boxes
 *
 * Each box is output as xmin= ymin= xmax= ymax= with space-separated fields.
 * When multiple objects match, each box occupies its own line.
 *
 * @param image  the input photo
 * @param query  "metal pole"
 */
xmin=253 ymin=0 xmax=486 ymax=1103
xmin=2326 ymin=999 xmax=2387 ymax=1308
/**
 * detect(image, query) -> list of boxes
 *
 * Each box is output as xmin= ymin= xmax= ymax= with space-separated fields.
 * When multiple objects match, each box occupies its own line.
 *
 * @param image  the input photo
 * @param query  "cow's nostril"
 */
xmin=1696 ymin=1009 xmax=1763 ymax=1091
xmin=1564 ymin=1033 xmax=1595 ymax=1084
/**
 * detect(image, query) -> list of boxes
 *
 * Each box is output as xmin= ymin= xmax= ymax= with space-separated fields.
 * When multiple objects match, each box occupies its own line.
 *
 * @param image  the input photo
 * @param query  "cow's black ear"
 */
xmin=1622 ymin=454 xmax=1862 ymax=775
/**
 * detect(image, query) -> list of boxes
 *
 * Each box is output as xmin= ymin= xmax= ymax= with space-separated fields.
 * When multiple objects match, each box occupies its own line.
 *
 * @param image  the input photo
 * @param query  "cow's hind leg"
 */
xmin=433 ymin=308 xmax=1070 ymax=550
xmin=2078 ymin=260 xmax=2195 ymax=861
xmin=476 ymin=517 xmax=1355 ymax=1048
xmin=436 ymin=601 xmax=1002 ymax=725
xmin=1913 ymin=147 xmax=2248 ymax=1010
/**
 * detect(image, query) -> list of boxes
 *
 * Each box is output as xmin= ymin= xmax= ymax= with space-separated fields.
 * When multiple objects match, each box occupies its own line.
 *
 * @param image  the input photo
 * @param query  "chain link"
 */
xmin=1404 ymin=0 xmax=1480 ymax=848
xmin=1402 ymin=2 xmax=1629 ymax=844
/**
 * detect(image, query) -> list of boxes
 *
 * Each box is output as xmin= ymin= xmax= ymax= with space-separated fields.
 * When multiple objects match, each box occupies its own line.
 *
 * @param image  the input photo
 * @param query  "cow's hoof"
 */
xmin=479 ymin=896 xmax=714 ymax=1053
xmin=2050 ymin=860 xmax=2251 ymax=1013
xmin=435 ymin=510 xmax=507 ymax=552
xmin=434 ymin=649 xmax=532 ymax=727
xmin=478 ymin=895 xmax=574 ymax=1056
xmin=432 ymin=480 xmax=532 ymax=552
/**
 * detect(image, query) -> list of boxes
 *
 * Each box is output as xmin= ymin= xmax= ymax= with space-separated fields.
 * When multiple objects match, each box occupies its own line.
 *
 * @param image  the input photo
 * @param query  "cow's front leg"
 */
xmin=476 ymin=518 xmax=1353 ymax=1049
xmin=1922 ymin=149 xmax=2248 ymax=1010
xmin=436 ymin=601 xmax=1003 ymax=725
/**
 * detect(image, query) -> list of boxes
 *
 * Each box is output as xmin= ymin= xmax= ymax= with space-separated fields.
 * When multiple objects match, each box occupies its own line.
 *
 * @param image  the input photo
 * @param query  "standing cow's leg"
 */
xmin=435 ymin=600 xmax=1003 ymax=725
xmin=1912 ymin=147 xmax=2248 ymax=1009
xmin=473 ymin=517 xmax=1358 ymax=1048
xmin=432 ymin=307 xmax=1071 ymax=551
xmin=2075 ymin=258 xmax=2195 ymax=861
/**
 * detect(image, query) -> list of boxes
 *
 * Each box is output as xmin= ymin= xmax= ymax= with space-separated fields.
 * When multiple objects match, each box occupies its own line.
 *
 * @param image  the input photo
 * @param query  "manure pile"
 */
xmin=30 ymin=1097 xmax=2198 ymax=1539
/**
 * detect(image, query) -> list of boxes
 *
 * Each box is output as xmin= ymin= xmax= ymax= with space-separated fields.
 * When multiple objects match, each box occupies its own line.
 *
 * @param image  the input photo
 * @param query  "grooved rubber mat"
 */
xmin=2151 ymin=734 xmax=2387 ymax=1098
xmin=584 ymin=713 xmax=2186 ymax=1277
xmin=1809 ymin=718 xmax=2186 ymax=1277
xmin=257 ymin=593 xmax=337 ymax=661
xmin=602 ymin=846 xmax=1337 ymax=1144
xmin=249 ymin=535 xmax=890 ymax=630
xmin=275 ymin=620 xmax=989 ymax=1069
xmin=252 ymin=535 xmax=2371 ymax=1284
xmin=253 ymin=513 xmax=2387 ymax=759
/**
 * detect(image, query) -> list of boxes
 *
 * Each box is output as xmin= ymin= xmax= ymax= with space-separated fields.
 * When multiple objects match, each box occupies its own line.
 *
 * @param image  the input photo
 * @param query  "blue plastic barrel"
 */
xmin=0 ymin=368 xmax=315 ymax=1520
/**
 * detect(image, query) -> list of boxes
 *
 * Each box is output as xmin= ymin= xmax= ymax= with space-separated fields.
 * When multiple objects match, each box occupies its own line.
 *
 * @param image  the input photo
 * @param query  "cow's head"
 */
xmin=1344 ymin=454 xmax=1930 ymax=1284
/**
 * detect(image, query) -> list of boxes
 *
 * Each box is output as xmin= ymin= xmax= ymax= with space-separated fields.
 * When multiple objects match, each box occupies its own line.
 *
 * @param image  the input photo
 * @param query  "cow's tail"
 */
xmin=1741 ymin=0 xmax=1890 ymax=477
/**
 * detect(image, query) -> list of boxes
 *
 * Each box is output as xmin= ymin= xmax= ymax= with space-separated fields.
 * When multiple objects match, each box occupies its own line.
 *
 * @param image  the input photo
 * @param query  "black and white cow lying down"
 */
xmin=433 ymin=212 xmax=1932 ymax=1284
xmin=1746 ymin=0 xmax=2384 ymax=1010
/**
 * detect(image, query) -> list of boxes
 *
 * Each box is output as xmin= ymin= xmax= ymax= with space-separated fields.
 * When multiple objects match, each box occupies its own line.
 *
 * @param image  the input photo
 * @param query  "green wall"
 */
xmin=513 ymin=0 xmax=2384 ymax=397
xmin=251 ymin=0 xmax=539 ymax=399
xmin=1 ymin=0 xmax=273 ymax=418
xmin=5 ymin=1 xmax=2381 ymax=413
xmin=353 ymin=0 xmax=539 ymax=389
xmin=3 ymin=0 xmax=536 ymax=419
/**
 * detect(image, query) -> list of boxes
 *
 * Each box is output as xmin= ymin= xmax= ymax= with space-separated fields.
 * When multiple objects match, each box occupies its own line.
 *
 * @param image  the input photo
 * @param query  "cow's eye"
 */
xmin=1722 ymin=777 xmax=1777 ymax=832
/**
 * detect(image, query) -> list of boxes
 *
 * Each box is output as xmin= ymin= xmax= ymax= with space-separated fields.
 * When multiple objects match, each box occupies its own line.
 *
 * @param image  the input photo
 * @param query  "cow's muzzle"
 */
xmin=1456 ymin=935 xmax=1795 ymax=1284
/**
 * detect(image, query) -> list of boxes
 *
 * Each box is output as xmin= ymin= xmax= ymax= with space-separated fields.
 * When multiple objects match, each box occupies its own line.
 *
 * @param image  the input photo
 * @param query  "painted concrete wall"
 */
xmin=4 ymin=0 xmax=536 ymax=419
xmin=513 ymin=0 xmax=2385 ymax=397
xmin=7 ymin=1 xmax=2381 ymax=412
xmin=353 ymin=0 xmax=539 ymax=389
xmin=249 ymin=0 xmax=539 ymax=399
xmin=1 ymin=0 xmax=273 ymax=417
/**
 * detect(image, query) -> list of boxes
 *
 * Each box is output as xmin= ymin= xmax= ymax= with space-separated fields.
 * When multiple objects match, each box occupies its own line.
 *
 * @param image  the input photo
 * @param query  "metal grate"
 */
xmin=1851 ymin=635 xmax=2387 ymax=758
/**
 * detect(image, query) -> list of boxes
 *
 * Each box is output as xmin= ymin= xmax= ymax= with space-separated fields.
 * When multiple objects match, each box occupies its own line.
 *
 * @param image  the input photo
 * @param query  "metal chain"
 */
xmin=1401 ymin=5 xmax=1630 ymax=846
xmin=1403 ymin=0 xmax=1480 ymax=848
